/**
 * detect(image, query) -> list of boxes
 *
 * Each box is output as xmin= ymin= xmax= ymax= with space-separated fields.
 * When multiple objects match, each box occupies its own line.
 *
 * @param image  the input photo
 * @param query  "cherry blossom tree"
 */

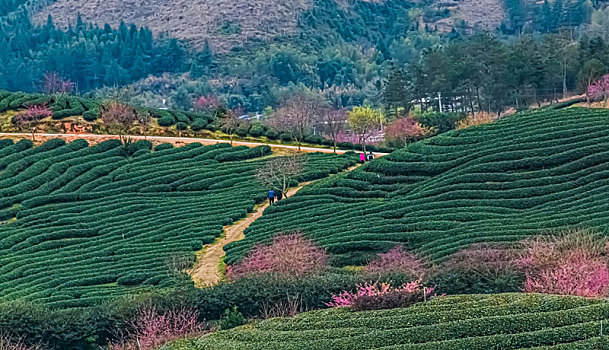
xmin=587 ymin=74 xmax=609 ymax=106
xmin=13 ymin=104 xmax=53 ymax=142
xmin=100 ymin=101 xmax=138 ymax=145
xmin=193 ymin=94 xmax=221 ymax=111
xmin=43 ymin=72 xmax=75 ymax=95
xmin=384 ymin=117 xmax=431 ymax=148
xmin=227 ymin=233 xmax=328 ymax=280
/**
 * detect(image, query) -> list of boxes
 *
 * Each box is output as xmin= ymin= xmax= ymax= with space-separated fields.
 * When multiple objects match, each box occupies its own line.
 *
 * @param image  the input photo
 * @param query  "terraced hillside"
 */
xmin=167 ymin=293 xmax=609 ymax=349
xmin=225 ymin=108 xmax=609 ymax=266
xmin=0 ymin=138 xmax=356 ymax=308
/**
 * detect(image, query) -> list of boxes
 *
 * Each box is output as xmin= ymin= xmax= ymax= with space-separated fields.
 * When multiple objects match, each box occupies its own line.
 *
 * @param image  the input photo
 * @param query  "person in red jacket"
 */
xmin=360 ymin=152 xmax=366 ymax=164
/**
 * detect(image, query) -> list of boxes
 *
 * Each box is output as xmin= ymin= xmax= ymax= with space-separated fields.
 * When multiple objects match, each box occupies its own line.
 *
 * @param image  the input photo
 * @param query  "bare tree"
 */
xmin=13 ymin=104 xmax=53 ymax=142
xmin=100 ymin=101 xmax=138 ymax=145
xmin=138 ymin=111 xmax=152 ymax=139
xmin=317 ymin=108 xmax=346 ymax=153
xmin=256 ymin=155 xmax=305 ymax=198
xmin=220 ymin=110 xmax=241 ymax=145
xmin=271 ymin=93 xmax=321 ymax=152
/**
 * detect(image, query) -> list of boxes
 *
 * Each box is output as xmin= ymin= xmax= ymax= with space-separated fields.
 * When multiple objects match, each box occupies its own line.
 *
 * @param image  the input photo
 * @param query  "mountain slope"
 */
xmin=31 ymin=0 xmax=311 ymax=50
xmin=30 ymin=0 xmax=506 ymax=50
xmin=225 ymin=108 xmax=609 ymax=266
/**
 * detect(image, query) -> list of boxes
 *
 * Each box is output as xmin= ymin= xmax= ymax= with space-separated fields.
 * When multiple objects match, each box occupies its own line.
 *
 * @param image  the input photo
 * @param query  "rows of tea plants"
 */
xmin=0 ymin=138 xmax=356 ymax=307
xmin=0 ymin=90 xmax=215 ymax=126
xmin=167 ymin=294 xmax=609 ymax=350
xmin=226 ymin=108 xmax=609 ymax=266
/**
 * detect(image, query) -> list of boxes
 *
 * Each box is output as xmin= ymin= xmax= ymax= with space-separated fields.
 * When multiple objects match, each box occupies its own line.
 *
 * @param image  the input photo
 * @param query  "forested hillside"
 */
xmin=1 ymin=0 xmax=607 ymax=115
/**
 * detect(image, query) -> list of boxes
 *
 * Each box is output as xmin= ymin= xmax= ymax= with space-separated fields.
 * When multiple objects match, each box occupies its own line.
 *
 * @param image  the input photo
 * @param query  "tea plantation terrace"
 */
xmin=166 ymin=293 xmax=609 ymax=349
xmin=0 ymin=138 xmax=356 ymax=307
xmin=226 ymin=108 xmax=609 ymax=266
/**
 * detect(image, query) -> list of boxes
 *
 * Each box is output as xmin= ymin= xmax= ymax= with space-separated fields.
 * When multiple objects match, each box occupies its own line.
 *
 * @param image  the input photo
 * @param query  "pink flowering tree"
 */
xmin=13 ymin=104 xmax=53 ymax=141
xmin=384 ymin=117 xmax=432 ymax=148
xmin=520 ymin=229 xmax=609 ymax=298
xmin=111 ymin=305 xmax=205 ymax=350
xmin=365 ymin=246 xmax=425 ymax=279
xmin=326 ymin=280 xmax=435 ymax=311
xmin=227 ymin=233 xmax=328 ymax=280
xmin=43 ymin=72 xmax=75 ymax=95
xmin=193 ymin=94 xmax=221 ymax=111
xmin=587 ymin=74 xmax=609 ymax=106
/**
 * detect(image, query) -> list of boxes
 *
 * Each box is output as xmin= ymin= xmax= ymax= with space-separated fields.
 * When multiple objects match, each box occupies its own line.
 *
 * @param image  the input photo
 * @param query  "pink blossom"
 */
xmin=193 ymin=95 xmax=221 ymax=111
xmin=326 ymin=280 xmax=435 ymax=308
xmin=520 ymin=231 xmax=609 ymax=298
xmin=365 ymin=246 xmax=424 ymax=277
xmin=588 ymin=74 xmax=609 ymax=102
xmin=227 ymin=233 xmax=328 ymax=280
xmin=523 ymin=251 xmax=609 ymax=297
xmin=111 ymin=306 xmax=204 ymax=350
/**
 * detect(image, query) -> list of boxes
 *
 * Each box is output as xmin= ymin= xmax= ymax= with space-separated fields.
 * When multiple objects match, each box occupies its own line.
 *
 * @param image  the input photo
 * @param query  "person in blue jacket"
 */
xmin=267 ymin=189 xmax=276 ymax=204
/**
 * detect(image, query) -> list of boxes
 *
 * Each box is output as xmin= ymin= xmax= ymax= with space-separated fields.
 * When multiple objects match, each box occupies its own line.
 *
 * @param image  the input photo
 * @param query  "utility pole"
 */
xmin=438 ymin=92 xmax=443 ymax=113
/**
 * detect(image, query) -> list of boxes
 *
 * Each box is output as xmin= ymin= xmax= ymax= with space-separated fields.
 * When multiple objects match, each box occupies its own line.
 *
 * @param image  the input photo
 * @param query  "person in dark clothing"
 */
xmin=276 ymin=189 xmax=283 ymax=201
xmin=368 ymin=152 xmax=375 ymax=161
xmin=267 ymin=189 xmax=275 ymax=204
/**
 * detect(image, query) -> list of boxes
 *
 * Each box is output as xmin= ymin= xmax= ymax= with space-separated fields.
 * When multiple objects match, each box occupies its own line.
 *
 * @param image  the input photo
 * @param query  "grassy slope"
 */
xmin=225 ymin=108 xmax=609 ymax=266
xmin=166 ymin=293 xmax=609 ymax=349
xmin=0 ymin=138 xmax=356 ymax=308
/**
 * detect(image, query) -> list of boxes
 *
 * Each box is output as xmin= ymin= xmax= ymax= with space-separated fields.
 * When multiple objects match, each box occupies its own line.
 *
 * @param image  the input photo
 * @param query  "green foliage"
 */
xmin=191 ymin=119 xmax=209 ymax=132
xmin=218 ymin=307 xmax=245 ymax=330
xmin=166 ymin=294 xmax=609 ymax=349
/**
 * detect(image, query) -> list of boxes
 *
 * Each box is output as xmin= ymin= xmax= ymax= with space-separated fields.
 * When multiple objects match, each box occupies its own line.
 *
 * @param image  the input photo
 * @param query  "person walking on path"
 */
xmin=368 ymin=152 xmax=375 ymax=161
xmin=360 ymin=152 xmax=366 ymax=164
xmin=276 ymin=189 xmax=283 ymax=201
xmin=267 ymin=189 xmax=276 ymax=204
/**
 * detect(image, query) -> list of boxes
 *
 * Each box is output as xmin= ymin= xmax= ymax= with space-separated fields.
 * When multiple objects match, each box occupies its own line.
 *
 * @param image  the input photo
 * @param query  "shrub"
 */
xmin=248 ymin=123 xmax=265 ymax=137
xmin=226 ymin=233 xmax=328 ymax=280
xmin=265 ymin=130 xmax=278 ymax=139
xmin=176 ymin=122 xmax=188 ymax=131
xmin=217 ymin=307 xmax=244 ymax=330
xmin=523 ymin=250 xmax=609 ymax=297
xmin=430 ymin=243 xmax=524 ymax=294
xmin=154 ymin=143 xmax=174 ymax=151
xmin=279 ymin=132 xmax=292 ymax=142
xmin=190 ymin=119 xmax=208 ymax=132
xmin=83 ymin=110 xmax=98 ymax=121
xmin=365 ymin=246 xmax=425 ymax=279
xmin=305 ymin=135 xmax=324 ymax=144
xmin=158 ymin=116 xmax=175 ymax=127
xmin=110 ymin=305 xmax=204 ymax=350
xmin=520 ymin=229 xmax=609 ymax=297
xmin=326 ymin=280 xmax=435 ymax=311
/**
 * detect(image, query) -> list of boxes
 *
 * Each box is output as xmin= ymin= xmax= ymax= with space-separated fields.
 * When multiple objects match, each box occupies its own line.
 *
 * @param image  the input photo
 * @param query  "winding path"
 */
xmin=187 ymin=163 xmax=364 ymax=288
xmin=187 ymin=182 xmax=312 ymax=287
